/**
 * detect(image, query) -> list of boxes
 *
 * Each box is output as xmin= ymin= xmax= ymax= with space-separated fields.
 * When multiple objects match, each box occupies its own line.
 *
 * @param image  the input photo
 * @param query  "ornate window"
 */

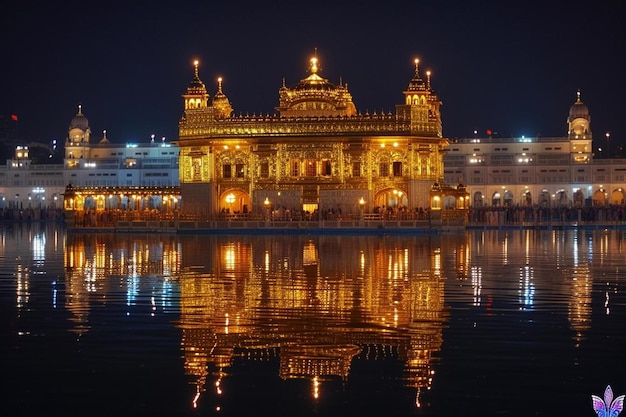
xmin=223 ymin=164 xmax=232 ymax=179
xmin=352 ymin=161 xmax=361 ymax=177
xmin=236 ymin=163 xmax=244 ymax=178
xmin=290 ymin=160 xmax=300 ymax=177
xmin=379 ymin=161 xmax=389 ymax=177
xmin=305 ymin=159 xmax=317 ymax=177
xmin=321 ymin=160 xmax=331 ymax=176
xmin=393 ymin=161 xmax=402 ymax=176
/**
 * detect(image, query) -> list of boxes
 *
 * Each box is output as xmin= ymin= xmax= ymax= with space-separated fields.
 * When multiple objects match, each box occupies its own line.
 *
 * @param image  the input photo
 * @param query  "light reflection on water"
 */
xmin=2 ymin=223 xmax=625 ymax=416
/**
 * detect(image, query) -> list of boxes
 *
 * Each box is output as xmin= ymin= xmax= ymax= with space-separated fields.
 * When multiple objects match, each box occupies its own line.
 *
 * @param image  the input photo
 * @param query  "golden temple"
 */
xmin=176 ymin=54 xmax=468 ymax=222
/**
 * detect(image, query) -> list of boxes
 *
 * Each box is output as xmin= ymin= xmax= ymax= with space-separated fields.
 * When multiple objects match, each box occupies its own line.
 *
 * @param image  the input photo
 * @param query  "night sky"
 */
xmin=1 ymin=1 xmax=625 ymax=151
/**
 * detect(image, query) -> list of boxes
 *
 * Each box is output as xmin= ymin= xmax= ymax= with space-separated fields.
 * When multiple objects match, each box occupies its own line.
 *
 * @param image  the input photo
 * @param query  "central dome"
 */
xmin=276 ymin=56 xmax=356 ymax=117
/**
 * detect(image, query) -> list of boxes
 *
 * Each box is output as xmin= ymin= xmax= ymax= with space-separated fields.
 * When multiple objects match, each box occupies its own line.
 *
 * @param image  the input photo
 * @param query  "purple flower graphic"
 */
xmin=592 ymin=385 xmax=625 ymax=417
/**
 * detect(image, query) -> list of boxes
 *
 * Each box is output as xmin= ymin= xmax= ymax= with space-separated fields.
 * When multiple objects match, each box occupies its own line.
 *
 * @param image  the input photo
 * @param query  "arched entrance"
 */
xmin=491 ymin=191 xmax=501 ymax=206
xmin=503 ymin=190 xmax=514 ymax=206
xmin=443 ymin=195 xmax=456 ymax=209
xmin=220 ymin=189 xmax=250 ymax=215
xmin=522 ymin=190 xmax=532 ymax=206
xmin=473 ymin=191 xmax=483 ymax=207
xmin=573 ymin=189 xmax=584 ymax=207
xmin=538 ymin=190 xmax=551 ymax=207
xmin=374 ymin=188 xmax=408 ymax=212
xmin=593 ymin=189 xmax=608 ymax=206
xmin=610 ymin=189 xmax=625 ymax=205
xmin=556 ymin=189 xmax=569 ymax=206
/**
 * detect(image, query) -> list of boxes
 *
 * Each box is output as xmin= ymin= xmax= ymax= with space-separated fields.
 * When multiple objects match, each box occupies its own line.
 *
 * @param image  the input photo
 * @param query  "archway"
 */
xmin=592 ymin=189 xmax=607 ymax=206
xmin=105 ymin=195 xmax=121 ymax=210
xmin=538 ymin=190 xmax=551 ymax=207
xmin=220 ymin=189 xmax=250 ymax=215
xmin=374 ymin=188 xmax=408 ymax=212
xmin=84 ymin=196 xmax=96 ymax=210
xmin=610 ymin=189 xmax=625 ymax=205
xmin=503 ymin=190 xmax=514 ymax=206
xmin=491 ymin=191 xmax=501 ymax=206
xmin=556 ymin=189 xmax=569 ymax=207
xmin=443 ymin=195 xmax=456 ymax=209
xmin=522 ymin=190 xmax=532 ymax=206
xmin=573 ymin=189 xmax=584 ymax=207
xmin=473 ymin=191 xmax=483 ymax=207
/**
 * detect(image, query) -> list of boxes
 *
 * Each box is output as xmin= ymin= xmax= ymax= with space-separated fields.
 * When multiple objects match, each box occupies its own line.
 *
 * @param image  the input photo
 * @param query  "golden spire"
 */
xmin=212 ymin=76 xmax=233 ymax=119
xmin=406 ymin=58 xmax=426 ymax=92
xmin=426 ymin=71 xmax=431 ymax=90
xmin=193 ymin=59 xmax=200 ymax=80
xmin=310 ymin=57 xmax=319 ymax=74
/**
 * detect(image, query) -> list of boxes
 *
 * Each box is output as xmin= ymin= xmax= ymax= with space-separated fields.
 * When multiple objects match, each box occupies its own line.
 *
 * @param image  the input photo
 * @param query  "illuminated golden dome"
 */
xmin=212 ymin=77 xmax=233 ymax=119
xmin=276 ymin=56 xmax=357 ymax=117
xmin=187 ymin=60 xmax=207 ymax=94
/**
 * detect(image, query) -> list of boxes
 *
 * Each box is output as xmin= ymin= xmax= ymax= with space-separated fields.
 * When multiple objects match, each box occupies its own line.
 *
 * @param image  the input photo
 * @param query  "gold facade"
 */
xmin=177 ymin=56 xmax=453 ymax=219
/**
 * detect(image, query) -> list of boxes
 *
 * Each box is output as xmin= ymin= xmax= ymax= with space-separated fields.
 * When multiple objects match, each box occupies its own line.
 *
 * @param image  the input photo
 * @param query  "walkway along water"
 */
xmin=39 ymin=204 xmax=626 ymax=234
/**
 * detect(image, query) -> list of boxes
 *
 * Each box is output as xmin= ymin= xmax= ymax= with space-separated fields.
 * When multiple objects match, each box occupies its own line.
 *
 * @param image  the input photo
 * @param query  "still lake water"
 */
xmin=2 ymin=222 xmax=625 ymax=416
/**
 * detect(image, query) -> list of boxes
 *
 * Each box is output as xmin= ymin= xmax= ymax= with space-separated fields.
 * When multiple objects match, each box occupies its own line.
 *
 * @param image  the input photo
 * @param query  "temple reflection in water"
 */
xmin=63 ymin=232 xmax=449 ymax=407
xmin=56 ymin=228 xmax=605 ymax=412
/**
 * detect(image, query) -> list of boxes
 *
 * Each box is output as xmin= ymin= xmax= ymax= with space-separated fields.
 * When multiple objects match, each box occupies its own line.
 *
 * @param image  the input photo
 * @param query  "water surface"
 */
xmin=2 ymin=223 xmax=625 ymax=416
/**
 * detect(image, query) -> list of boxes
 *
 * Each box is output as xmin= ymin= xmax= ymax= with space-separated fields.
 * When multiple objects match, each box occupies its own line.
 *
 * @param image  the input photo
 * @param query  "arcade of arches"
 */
xmin=217 ymin=185 xmax=469 ymax=221
xmin=63 ymin=185 xmax=181 ymax=220
xmin=470 ymin=188 xmax=626 ymax=207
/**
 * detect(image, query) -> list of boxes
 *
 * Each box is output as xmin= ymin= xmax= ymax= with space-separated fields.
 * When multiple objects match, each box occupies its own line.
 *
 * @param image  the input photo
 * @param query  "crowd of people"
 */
xmin=467 ymin=204 xmax=626 ymax=224
xmin=4 ymin=204 xmax=626 ymax=227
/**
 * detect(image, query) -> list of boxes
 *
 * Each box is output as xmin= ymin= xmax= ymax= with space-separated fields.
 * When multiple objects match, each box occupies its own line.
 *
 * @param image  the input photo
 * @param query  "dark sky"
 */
xmin=1 ymin=1 xmax=625 ymax=150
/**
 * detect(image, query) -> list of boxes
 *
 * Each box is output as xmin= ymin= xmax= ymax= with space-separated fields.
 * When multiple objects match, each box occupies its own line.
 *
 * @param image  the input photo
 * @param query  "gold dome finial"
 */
xmin=310 ymin=57 xmax=319 ymax=74
xmin=414 ymin=58 xmax=420 ymax=76
xmin=426 ymin=70 xmax=431 ymax=89
xmin=217 ymin=77 xmax=223 ymax=94
xmin=193 ymin=60 xmax=200 ymax=79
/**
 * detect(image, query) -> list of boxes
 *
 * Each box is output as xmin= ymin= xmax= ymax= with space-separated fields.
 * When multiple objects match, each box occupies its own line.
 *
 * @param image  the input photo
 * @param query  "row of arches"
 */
xmin=472 ymin=188 xmax=626 ymax=207
xmin=219 ymin=186 xmax=468 ymax=216
xmin=0 ymin=192 xmax=62 ymax=209
xmin=63 ymin=185 xmax=181 ymax=213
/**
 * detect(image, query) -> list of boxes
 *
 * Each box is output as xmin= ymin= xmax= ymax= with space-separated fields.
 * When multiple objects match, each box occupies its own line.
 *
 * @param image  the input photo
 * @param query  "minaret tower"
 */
xmin=567 ymin=90 xmax=593 ymax=162
xmin=396 ymin=58 xmax=443 ymax=137
xmin=67 ymin=104 xmax=91 ymax=144
xmin=65 ymin=104 xmax=91 ymax=159
xmin=182 ymin=60 xmax=210 ymax=111
xmin=568 ymin=89 xmax=591 ymax=140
